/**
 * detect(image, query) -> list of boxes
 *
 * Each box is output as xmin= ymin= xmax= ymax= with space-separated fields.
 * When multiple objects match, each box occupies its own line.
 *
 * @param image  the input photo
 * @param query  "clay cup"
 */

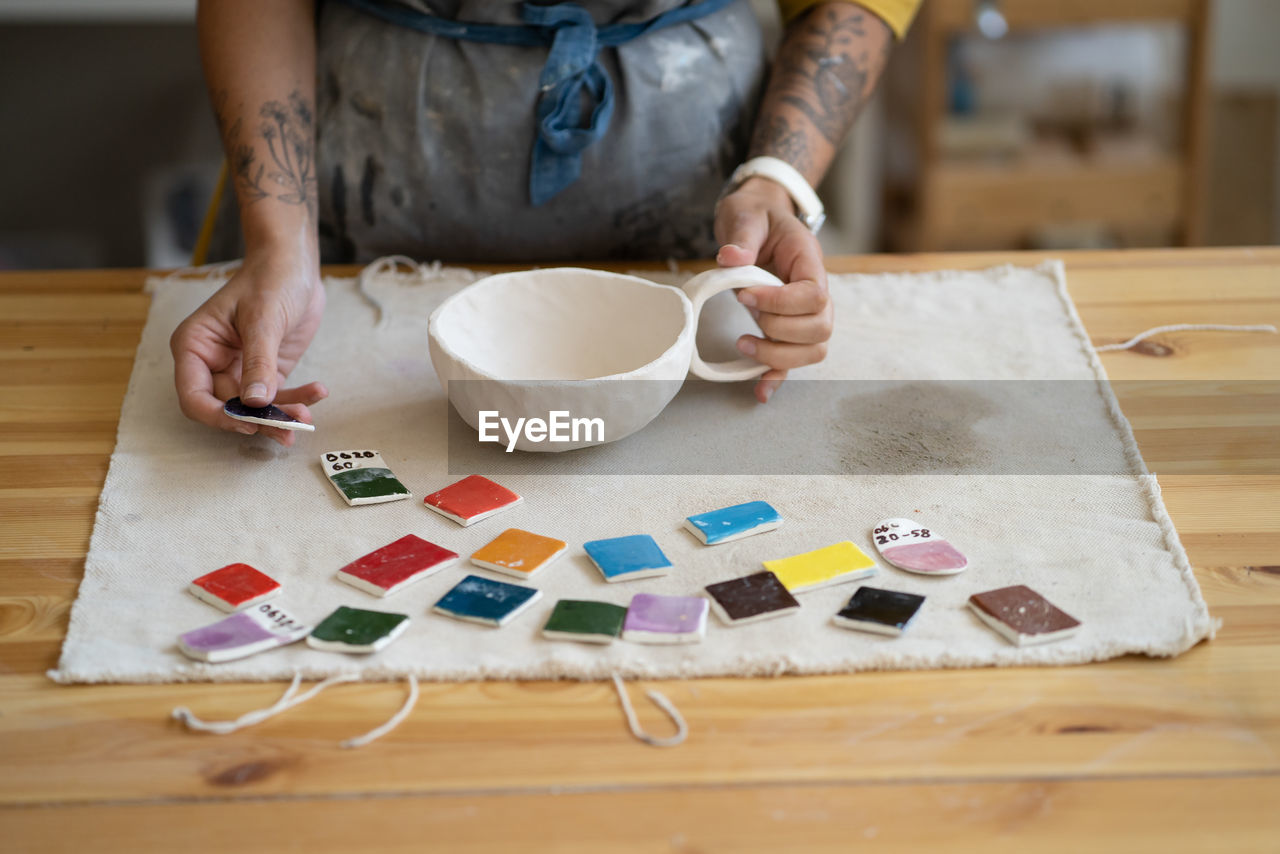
xmin=427 ymin=266 xmax=784 ymax=452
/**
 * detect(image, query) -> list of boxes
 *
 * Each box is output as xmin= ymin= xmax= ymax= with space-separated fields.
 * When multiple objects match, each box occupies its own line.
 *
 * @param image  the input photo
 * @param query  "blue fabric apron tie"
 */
xmin=335 ymin=0 xmax=737 ymax=205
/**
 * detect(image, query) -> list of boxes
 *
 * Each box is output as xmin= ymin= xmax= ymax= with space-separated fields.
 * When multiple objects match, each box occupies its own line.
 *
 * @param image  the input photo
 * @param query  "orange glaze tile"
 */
xmin=470 ymin=528 xmax=567 ymax=578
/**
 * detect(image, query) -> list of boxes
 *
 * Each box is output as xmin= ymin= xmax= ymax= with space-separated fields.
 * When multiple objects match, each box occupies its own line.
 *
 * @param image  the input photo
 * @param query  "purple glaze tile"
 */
xmin=177 ymin=603 xmax=309 ymax=663
xmin=622 ymin=593 xmax=708 ymax=644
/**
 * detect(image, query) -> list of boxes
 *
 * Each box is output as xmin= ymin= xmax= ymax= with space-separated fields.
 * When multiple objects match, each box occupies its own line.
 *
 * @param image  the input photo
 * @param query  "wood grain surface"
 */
xmin=1 ymin=248 xmax=1278 ymax=852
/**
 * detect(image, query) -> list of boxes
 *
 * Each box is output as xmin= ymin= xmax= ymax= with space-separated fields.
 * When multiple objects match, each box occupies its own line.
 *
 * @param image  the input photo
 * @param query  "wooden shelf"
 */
xmin=922 ymin=157 xmax=1184 ymax=249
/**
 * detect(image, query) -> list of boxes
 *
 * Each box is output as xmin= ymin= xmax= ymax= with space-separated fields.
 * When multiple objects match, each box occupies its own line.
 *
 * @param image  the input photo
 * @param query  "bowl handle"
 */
xmin=681 ymin=266 xmax=785 ymax=382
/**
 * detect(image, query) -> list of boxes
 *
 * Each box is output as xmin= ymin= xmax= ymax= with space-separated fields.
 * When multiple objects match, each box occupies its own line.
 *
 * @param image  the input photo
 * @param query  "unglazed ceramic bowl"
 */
xmin=428 ymin=266 xmax=783 ymax=451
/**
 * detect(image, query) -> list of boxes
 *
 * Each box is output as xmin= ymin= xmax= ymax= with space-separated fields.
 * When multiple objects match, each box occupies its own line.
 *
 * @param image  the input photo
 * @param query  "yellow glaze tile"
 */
xmin=763 ymin=541 xmax=878 ymax=593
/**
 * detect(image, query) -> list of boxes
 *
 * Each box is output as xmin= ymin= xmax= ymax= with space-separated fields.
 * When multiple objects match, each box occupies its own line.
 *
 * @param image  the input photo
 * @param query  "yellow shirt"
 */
xmin=777 ymin=0 xmax=921 ymax=39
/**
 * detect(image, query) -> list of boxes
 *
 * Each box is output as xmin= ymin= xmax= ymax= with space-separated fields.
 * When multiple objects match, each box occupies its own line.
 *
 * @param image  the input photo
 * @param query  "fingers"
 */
xmin=771 ymin=228 xmax=828 ymax=291
xmin=715 ymin=213 xmax=767 ymax=268
xmin=172 ymin=324 xmax=326 ymax=446
xmin=736 ymin=225 xmax=828 ymax=309
xmin=256 ymin=425 xmax=299 ymax=447
xmin=754 ymin=307 xmax=834 ymax=344
xmin=737 ymin=335 xmax=828 ymax=371
xmin=738 ymin=278 xmax=827 ymax=316
xmin=714 ymin=193 xmax=770 ymax=268
xmin=275 ymin=401 xmax=314 ymax=425
xmin=274 ymin=382 xmax=329 ymax=407
xmin=238 ymin=316 xmax=286 ymax=406
xmin=247 ymin=382 xmax=327 ymax=446
xmin=754 ymin=369 xmax=788 ymax=404
xmin=172 ymin=331 xmax=249 ymax=434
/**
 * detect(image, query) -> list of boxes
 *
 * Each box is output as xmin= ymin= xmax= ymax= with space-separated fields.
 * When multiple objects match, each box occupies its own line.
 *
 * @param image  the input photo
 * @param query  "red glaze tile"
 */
xmin=338 ymin=534 xmax=459 ymax=595
xmin=189 ymin=563 xmax=281 ymax=611
xmin=423 ymin=475 xmax=522 ymax=526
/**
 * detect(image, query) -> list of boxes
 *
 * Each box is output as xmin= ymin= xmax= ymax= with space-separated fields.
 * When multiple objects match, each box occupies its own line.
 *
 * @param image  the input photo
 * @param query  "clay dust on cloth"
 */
xmin=50 ymin=261 xmax=1216 ymax=684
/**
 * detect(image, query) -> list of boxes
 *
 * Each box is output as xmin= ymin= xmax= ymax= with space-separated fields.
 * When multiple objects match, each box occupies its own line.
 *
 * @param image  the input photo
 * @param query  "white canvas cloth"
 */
xmin=50 ymin=261 xmax=1215 ymax=684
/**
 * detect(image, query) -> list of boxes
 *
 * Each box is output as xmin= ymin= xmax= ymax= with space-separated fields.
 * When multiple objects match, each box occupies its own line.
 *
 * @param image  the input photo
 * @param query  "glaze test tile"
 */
xmin=684 ymin=500 xmax=782 ymax=545
xmin=306 ymin=606 xmax=410 ymax=653
xmin=704 ymin=571 xmax=800 ymax=626
xmin=336 ymin=534 xmax=459 ymax=597
xmin=872 ymin=518 xmax=968 ymax=575
xmin=178 ymin=603 xmax=309 ymax=662
xmin=471 ymin=529 xmax=567 ymax=579
xmin=187 ymin=563 xmax=281 ymax=612
xmin=223 ymin=396 xmax=314 ymax=431
xmin=969 ymin=585 xmax=1081 ymax=647
xmin=583 ymin=534 xmax=672 ymax=583
xmin=433 ymin=574 xmax=543 ymax=627
xmin=622 ymin=593 xmax=708 ymax=644
xmin=423 ymin=475 xmax=522 ymax=526
xmin=763 ymin=541 xmax=878 ymax=593
xmin=832 ymin=586 xmax=925 ymax=636
xmin=321 ymin=450 xmax=411 ymax=506
xmin=542 ymin=599 xmax=628 ymax=644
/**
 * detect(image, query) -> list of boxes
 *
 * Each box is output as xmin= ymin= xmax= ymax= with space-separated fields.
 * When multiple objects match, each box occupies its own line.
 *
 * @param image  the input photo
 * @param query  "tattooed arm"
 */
xmin=170 ymin=0 xmax=327 ymax=445
xmin=716 ymin=3 xmax=893 ymax=403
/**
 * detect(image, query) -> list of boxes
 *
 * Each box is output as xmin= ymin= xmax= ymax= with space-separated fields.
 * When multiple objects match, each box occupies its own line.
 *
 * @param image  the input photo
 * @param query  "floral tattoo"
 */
xmin=215 ymin=88 xmax=317 ymax=218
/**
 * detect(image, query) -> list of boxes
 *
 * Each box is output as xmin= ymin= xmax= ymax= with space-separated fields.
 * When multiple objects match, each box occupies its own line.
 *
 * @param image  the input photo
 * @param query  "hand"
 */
xmin=714 ymin=176 xmax=833 ymax=403
xmin=170 ymin=252 xmax=328 ymax=446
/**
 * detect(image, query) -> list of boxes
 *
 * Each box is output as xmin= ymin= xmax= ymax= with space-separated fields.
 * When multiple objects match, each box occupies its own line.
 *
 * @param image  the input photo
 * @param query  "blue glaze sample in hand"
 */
xmin=223 ymin=396 xmax=315 ymax=432
xmin=683 ymin=500 xmax=782 ymax=545
xmin=583 ymin=534 xmax=673 ymax=582
xmin=432 ymin=574 xmax=543 ymax=627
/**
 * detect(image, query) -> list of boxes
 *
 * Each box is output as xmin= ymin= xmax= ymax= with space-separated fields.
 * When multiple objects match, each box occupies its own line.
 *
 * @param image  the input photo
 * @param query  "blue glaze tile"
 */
xmin=684 ymin=501 xmax=782 ymax=545
xmin=432 ymin=574 xmax=542 ymax=627
xmin=583 ymin=535 xmax=673 ymax=583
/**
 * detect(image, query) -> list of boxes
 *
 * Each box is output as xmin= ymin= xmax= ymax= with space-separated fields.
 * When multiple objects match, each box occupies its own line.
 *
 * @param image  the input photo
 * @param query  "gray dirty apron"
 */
xmin=314 ymin=0 xmax=766 ymax=262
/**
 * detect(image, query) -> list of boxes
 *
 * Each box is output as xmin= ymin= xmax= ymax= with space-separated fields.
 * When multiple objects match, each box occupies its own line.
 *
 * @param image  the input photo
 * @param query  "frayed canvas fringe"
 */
xmin=1047 ymin=260 xmax=1218 ymax=642
xmin=171 ymin=673 xmax=421 ymax=749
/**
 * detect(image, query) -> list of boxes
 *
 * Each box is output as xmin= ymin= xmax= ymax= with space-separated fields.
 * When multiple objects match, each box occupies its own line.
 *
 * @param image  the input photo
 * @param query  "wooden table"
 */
xmin=2 ymin=249 xmax=1278 ymax=852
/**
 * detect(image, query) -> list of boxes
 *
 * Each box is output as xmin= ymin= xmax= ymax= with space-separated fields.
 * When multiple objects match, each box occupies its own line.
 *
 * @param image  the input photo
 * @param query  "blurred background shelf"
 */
xmin=884 ymin=0 xmax=1211 ymax=252
xmin=893 ymin=155 xmax=1186 ymax=251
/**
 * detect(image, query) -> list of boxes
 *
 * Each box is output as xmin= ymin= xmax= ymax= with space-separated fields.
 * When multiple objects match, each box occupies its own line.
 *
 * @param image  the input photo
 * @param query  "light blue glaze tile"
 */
xmin=685 ymin=501 xmax=782 ymax=545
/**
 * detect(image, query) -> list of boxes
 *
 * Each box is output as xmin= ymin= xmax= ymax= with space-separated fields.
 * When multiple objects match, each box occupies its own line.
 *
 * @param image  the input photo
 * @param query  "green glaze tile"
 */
xmin=321 ymin=450 xmax=412 ymax=506
xmin=541 ymin=599 xmax=628 ymax=644
xmin=306 ymin=605 xmax=410 ymax=653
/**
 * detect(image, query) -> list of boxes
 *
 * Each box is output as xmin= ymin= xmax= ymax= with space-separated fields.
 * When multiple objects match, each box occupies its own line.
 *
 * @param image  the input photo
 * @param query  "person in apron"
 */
xmin=174 ymin=0 xmax=918 ymax=441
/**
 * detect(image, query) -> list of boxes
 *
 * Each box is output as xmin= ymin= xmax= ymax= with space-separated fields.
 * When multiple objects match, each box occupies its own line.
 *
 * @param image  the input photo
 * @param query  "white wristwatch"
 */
xmin=723 ymin=156 xmax=826 ymax=234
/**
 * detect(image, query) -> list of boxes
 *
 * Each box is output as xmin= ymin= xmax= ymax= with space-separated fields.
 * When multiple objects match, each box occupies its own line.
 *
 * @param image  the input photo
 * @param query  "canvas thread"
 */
xmin=1095 ymin=323 xmax=1277 ymax=352
xmin=612 ymin=673 xmax=688 ymax=747
xmin=171 ymin=672 xmax=420 ymax=748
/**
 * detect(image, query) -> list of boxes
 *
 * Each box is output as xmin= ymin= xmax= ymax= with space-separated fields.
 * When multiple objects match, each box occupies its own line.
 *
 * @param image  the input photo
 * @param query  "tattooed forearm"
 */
xmin=750 ymin=115 xmax=814 ymax=176
xmin=776 ymin=9 xmax=875 ymax=145
xmin=212 ymin=87 xmax=317 ymax=218
xmin=748 ymin=3 xmax=892 ymax=183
